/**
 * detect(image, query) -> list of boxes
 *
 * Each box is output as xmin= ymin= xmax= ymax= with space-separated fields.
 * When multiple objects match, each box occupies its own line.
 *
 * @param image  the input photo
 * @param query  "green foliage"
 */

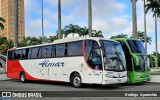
xmin=152 ymin=52 xmax=160 ymax=67
xmin=58 ymin=24 xmax=104 ymax=38
xmin=110 ymin=33 xmax=128 ymax=39
xmin=145 ymin=0 xmax=160 ymax=17
xmin=110 ymin=31 xmax=152 ymax=45
xmin=0 ymin=37 xmax=14 ymax=55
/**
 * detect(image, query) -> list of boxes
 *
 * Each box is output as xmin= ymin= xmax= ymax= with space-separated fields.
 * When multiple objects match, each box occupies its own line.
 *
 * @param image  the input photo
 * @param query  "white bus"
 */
xmin=7 ymin=37 xmax=127 ymax=88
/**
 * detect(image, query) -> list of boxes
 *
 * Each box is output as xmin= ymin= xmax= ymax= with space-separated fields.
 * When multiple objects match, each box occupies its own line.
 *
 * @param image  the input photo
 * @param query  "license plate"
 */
xmin=117 ymin=79 xmax=121 ymax=82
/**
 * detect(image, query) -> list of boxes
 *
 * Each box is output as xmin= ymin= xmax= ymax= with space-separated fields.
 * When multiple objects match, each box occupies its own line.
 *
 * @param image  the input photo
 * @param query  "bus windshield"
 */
xmin=127 ymin=40 xmax=147 ymax=54
xmin=101 ymin=41 xmax=126 ymax=71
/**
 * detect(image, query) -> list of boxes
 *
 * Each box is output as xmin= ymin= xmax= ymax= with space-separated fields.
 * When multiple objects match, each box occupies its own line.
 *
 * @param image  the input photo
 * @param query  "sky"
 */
xmin=24 ymin=0 xmax=160 ymax=54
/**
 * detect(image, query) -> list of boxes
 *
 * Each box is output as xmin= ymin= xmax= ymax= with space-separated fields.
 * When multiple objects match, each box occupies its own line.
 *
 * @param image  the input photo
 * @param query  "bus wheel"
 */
xmin=71 ymin=74 xmax=82 ymax=88
xmin=20 ymin=72 xmax=26 ymax=83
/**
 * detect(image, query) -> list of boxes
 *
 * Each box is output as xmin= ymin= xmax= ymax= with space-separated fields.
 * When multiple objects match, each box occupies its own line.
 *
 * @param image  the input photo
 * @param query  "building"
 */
xmin=0 ymin=0 xmax=25 ymax=42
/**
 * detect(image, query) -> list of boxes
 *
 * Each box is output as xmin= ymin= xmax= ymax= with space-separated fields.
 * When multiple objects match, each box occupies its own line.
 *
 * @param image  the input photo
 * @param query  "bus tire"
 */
xmin=71 ymin=73 xmax=82 ymax=88
xmin=20 ymin=72 xmax=26 ymax=83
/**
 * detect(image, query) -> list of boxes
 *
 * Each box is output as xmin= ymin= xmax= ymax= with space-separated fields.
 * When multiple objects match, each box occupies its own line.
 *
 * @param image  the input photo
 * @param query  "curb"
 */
xmin=0 ymin=74 xmax=10 ymax=80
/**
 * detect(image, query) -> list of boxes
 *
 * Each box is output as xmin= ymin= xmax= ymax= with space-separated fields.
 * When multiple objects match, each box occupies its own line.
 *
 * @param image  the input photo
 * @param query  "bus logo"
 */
xmin=39 ymin=60 xmax=65 ymax=67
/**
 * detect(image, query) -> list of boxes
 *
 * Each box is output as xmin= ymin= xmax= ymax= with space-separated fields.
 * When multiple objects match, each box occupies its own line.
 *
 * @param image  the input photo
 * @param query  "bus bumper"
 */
xmin=102 ymin=77 xmax=127 ymax=84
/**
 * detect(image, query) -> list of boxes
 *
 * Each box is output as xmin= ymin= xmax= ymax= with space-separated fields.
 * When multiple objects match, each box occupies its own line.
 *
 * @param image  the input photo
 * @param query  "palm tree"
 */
xmin=64 ymin=24 xmax=80 ymax=37
xmin=0 ymin=17 xmax=5 ymax=30
xmin=132 ymin=0 xmax=138 ymax=39
xmin=143 ymin=0 xmax=147 ymax=50
xmin=88 ymin=0 xmax=92 ymax=37
xmin=137 ymin=31 xmax=152 ymax=44
xmin=58 ymin=0 xmax=62 ymax=39
xmin=146 ymin=0 xmax=160 ymax=67
xmin=48 ymin=36 xmax=58 ymax=43
xmin=110 ymin=33 xmax=128 ymax=39
xmin=92 ymin=30 xmax=104 ymax=37
xmin=79 ymin=27 xmax=88 ymax=37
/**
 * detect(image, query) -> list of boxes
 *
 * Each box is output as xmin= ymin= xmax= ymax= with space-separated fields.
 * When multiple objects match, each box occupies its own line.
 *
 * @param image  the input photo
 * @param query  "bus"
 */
xmin=112 ymin=38 xmax=150 ymax=84
xmin=6 ymin=37 xmax=127 ymax=87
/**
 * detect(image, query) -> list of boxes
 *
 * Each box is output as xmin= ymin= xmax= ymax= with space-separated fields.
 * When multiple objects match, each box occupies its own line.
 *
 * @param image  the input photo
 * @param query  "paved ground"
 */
xmin=0 ymin=74 xmax=160 ymax=100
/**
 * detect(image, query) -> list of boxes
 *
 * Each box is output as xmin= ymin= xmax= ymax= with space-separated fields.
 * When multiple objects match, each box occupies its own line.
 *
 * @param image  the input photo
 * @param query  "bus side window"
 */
xmin=31 ymin=47 xmax=41 ymax=59
xmin=22 ymin=48 xmax=30 ymax=59
xmin=55 ymin=44 xmax=65 ymax=57
xmin=8 ymin=51 xmax=13 ymax=60
xmin=67 ymin=41 xmax=82 ymax=56
xmin=14 ymin=50 xmax=22 ymax=60
xmin=42 ymin=45 xmax=53 ymax=58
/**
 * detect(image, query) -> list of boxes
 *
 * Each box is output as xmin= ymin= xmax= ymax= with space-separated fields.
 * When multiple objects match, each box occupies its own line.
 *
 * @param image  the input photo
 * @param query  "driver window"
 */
xmin=85 ymin=40 xmax=102 ymax=70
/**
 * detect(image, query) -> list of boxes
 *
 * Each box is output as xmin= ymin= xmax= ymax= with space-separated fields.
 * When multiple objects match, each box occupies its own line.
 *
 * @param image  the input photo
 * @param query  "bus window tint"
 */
xmin=22 ymin=48 xmax=30 ymax=59
xmin=14 ymin=50 xmax=22 ymax=59
xmin=42 ymin=46 xmax=53 ymax=58
xmin=68 ymin=41 xmax=82 ymax=56
xmin=31 ymin=47 xmax=41 ymax=59
xmin=56 ymin=44 xmax=65 ymax=57
xmin=8 ymin=51 xmax=13 ymax=60
xmin=127 ymin=40 xmax=147 ymax=54
xmin=85 ymin=40 xmax=93 ymax=61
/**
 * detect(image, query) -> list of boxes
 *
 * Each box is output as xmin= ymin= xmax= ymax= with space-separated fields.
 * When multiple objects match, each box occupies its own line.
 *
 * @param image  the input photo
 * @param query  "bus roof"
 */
xmin=8 ymin=37 xmax=117 ymax=50
xmin=112 ymin=38 xmax=141 ymax=41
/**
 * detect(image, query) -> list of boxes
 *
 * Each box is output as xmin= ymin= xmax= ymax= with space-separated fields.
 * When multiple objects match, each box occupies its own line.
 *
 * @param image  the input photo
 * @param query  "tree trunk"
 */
xmin=132 ymin=0 xmax=138 ymax=39
xmin=155 ymin=15 xmax=158 ymax=67
xmin=14 ymin=0 xmax=18 ymax=47
xmin=42 ymin=0 xmax=44 ymax=43
xmin=88 ymin=0 xmax=92 ymax=37
xmin=144 ymin=0 xmax=147 ymax=51
xmin=58 ymin=0 xmax=62 ymax=39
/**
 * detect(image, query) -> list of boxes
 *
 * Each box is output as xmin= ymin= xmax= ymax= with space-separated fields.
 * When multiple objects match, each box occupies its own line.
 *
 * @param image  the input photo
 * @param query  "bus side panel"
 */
xmin=7 ymin=60 xmax=22 ymax=79
xmin=7 ymin=60 xmax=39 ymax=80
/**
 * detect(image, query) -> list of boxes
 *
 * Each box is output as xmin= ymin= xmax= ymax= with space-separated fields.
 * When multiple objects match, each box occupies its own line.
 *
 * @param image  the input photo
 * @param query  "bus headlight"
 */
xmin=136 ymin=75 xmax=142 ymax=78
xmin=105 ymin=74 xmax=113 ymax=78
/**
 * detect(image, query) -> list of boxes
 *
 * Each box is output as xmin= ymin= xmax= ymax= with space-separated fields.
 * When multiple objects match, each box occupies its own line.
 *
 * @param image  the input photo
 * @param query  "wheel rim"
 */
xmin=21 ymin=74 xmax=25 ymax=82
xmin=73 ymin=76 xmax=81 ymax=87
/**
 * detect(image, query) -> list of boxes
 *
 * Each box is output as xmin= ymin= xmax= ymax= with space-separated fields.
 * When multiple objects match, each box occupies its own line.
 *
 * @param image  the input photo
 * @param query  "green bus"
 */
xmin=112 ymin=38 xmax=150 ymax=84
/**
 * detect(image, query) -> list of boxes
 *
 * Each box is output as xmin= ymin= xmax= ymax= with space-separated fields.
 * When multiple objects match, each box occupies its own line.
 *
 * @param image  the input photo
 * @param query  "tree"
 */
xmin=110 ymin=33 xmax=128 ymax=39
xmin=132 ymin=0 xmax=138 ymax=39
xmin=0 ymin=17 xmax=5 ymax=30
xmin=88 ymin=0 xmax=92 ymax=37
xmin=58 ymin=0 xmax=62 ymax=39
xmin=48 ymin=36 xmax=58 ymax=43
xmin=79 ymin=27 xmax=88 ymax=37
xmin=92 ymin=30 xmax=104 ymax=38
xmin=137 ymin=31 xmax=152 ymax=45
xmin=146 ymin=0 xmax=160 ymax=67
xmin=64 ymin=24 xmax=81 ymax=37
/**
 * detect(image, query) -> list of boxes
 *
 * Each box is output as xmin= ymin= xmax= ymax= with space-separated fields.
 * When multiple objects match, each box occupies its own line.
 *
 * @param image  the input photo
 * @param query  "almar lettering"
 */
xmin=39 ymin=60 xmax=65 ymax=67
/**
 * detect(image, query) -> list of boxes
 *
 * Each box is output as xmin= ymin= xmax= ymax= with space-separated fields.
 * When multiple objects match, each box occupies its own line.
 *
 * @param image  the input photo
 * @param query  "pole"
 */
xmin=14 ymin=0 xmax=18 ymax=47
xmin=42 ymin=0 xmax=44 ymax=43
xmin=144 ymin=0 xmax=147 ymax=51
xmin=155 ymin=15 xmax=158 ymax=67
